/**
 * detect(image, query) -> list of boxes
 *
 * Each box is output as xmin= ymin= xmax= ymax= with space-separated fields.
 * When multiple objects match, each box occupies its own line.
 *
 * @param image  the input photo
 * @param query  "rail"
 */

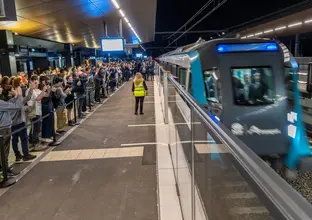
xmin=155 ymin=62 xmax=312 ymax=220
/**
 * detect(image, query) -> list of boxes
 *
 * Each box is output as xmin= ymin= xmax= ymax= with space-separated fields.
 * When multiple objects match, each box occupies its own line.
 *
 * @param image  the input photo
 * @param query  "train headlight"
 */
xmin=288 ymin=124 xmax=297 ymax=138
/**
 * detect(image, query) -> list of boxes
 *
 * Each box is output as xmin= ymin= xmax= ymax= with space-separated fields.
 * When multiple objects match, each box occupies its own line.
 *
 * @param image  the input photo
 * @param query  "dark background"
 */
xmin=146 ymin=0 xmax=312 ymax=57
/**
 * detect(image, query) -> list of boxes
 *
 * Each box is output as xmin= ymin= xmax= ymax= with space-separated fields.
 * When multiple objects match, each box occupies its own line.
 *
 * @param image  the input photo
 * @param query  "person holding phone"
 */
xmin=26 ymin=75 xmax=48 ymax=151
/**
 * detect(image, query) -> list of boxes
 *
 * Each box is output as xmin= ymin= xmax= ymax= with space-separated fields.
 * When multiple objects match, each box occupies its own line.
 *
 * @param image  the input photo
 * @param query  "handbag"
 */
xmin=25 ymin=102 xmax=37 ymax=120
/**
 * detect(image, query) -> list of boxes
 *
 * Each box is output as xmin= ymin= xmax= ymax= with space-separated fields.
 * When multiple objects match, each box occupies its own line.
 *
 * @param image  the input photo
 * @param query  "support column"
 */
xmin=295 ymin=34 xmax=300 ymax=57
xmin=103 ymin=21 xmax=108 ymax=37
xmin=119 ymin=19 xmax=123 ymax=38
xmin=0 ymin=30 xmax=16 ymax=76
xmin=64 ymin=43 xmax=74 ymax=67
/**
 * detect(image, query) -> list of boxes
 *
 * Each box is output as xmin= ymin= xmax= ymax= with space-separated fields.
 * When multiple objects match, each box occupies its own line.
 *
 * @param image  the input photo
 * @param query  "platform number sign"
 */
xmin=0 ymin=0 xmax=5 ymax=18
xmin=287 ymin=111 xmax=297 ymax=138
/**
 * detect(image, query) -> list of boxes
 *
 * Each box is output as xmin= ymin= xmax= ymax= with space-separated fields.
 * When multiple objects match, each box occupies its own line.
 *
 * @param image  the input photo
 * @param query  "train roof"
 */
xmin=160 ymin=38 xmax=277 ymax=57
xmin=158 ymin=37 xmax=289 ymax=69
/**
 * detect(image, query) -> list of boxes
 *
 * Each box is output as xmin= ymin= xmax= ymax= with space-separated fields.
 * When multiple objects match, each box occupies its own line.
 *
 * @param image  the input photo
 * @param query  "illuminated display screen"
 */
xmin=217 ymin=42 xmax=278 ymax=53
xmin=100 ymin=38 xmax=125 ymax=52
xmin=136 ymin=53 xmax=143 ymax=58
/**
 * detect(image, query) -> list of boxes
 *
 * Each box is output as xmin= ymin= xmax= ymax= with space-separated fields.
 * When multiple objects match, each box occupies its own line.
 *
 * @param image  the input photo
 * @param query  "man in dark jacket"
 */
xmin=0 ymin=86 xmax=23 ymax=176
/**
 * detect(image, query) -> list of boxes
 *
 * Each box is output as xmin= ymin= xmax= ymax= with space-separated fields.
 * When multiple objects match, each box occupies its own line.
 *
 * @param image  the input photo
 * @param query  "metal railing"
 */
xmin=155 ymin=62 xmax=312 ymax=220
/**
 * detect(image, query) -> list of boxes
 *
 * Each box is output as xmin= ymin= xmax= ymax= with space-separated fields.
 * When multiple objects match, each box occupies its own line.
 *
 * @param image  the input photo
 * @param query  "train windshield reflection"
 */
xmin=232 ymin=67 xmax=275 ymax=106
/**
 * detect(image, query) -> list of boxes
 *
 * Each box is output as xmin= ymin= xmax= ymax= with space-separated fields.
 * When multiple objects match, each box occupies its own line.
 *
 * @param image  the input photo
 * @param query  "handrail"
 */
xmin=158 ymin=63 xmax=312 ymax=220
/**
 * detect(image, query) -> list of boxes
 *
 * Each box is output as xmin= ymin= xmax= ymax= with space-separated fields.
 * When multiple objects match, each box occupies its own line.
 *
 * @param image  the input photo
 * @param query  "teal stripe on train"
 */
xmin=189 ymin=50 xmax=207 ymax=105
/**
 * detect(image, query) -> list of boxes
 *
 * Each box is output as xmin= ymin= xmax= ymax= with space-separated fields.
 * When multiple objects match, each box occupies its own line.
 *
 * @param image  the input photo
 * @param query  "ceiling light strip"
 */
xmin=240 ymin=18 xmax=312 ymax=40
xmin=111 ymin=0 xmax=143 ymax=44
xmin=305 ymin=19 xmax=312 ymax=24
xmin=275 ymin=26 xmax=286 ymax=31
xmin=111 ymin=0 xmax=120 ymax=9
xmin=288 ymin=22 xmax=302 ymax=27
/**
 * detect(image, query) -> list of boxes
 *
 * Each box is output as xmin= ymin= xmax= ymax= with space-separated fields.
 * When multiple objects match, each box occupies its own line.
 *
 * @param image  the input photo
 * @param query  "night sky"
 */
xmin=147 ymin=0 xmax=309 ymax=56
xmin=156 ymin=0 xmax=306 ymax=31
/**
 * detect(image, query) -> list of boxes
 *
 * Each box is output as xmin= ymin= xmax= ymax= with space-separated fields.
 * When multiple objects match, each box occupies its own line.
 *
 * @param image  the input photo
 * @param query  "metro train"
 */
xmin=158 ymin=38 xmax=312 ymax=177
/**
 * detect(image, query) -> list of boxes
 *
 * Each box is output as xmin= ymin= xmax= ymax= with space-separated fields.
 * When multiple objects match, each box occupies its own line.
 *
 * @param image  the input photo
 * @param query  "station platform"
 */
xmin=0 ymin=80 xmax=181 ymax=220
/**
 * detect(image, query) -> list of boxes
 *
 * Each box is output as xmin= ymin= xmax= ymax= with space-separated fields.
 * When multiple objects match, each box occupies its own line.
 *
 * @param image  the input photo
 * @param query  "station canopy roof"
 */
xmin=235 ymin=2 xmax=312 ymax=39
xmin=0 ymin=0 xmax=157 ymax=48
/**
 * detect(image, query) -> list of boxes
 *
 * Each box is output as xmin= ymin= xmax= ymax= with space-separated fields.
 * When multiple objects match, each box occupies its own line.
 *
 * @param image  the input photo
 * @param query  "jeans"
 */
xmin=86 ymin=88 xmax=94 ymax=107
xmin=42 ymin=104 xmax=54 ymax=139
xmin=29 ymin=115 xmax=41 ymax=145
xmin=11 ymin=122 xmax=29 ymax=156
xmin=95 ymin=86 xmax=101 ymax=102
xmin=135 ymin=96 xmax=145 ymax=113
xmin=0 ymin=127 xmax=11 ymax=170
xmin=78 ymin=96 xmax=85 ymax=117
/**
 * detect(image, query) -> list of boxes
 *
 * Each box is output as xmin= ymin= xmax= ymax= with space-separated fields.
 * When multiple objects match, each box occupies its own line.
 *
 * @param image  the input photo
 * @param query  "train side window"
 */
xmin=285 ymin=67 xmax=294 ymax=92
xmin=204 ymin=69 xmax=219 ymax=103
xmin=189 ymin=72 xmax=193 ymax=95
xmin=179 ymin=68 xmax=187 ymax=88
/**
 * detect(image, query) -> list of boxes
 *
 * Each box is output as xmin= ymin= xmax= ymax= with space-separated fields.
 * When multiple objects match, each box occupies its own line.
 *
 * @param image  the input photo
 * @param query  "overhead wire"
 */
xmin=166 ymin=0 xmax=214 ymax=40
xmin=166 ymin=0 xmax=228 ymax=48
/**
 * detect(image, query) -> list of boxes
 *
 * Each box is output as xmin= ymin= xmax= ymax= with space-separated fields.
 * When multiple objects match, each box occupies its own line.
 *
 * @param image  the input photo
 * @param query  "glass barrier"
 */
xmin=156 ymin=62 xmax=312 ymax=220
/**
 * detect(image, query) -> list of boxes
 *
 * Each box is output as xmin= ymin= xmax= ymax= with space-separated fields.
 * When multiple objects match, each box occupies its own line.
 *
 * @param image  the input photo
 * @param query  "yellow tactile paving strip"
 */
xmin=195 ymin=144 xmax=229 ymax=154
xmin=40 ymin=146 xmax=144 ymax=162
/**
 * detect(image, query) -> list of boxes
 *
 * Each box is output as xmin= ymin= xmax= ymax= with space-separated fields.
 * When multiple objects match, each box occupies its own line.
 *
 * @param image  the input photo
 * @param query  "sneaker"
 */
xmin=134 ymin=112 xmax=138 ymax=115
xmin=7 ymin=170 xmax=19 ymax=177
xmin=140 ymin=112 xmax=144 ymax=115
xmin=41 ymin=138 xmax=53 ymax=143
xmin=15 ymin=153 xmax=23 ymax=162
xmin=33 ymin=144 xmax=48 ymax=152
xmin=23 ymin=154 xmax=37 ymax=161
xmin=68 ymin=121 xmax=75 ymax=126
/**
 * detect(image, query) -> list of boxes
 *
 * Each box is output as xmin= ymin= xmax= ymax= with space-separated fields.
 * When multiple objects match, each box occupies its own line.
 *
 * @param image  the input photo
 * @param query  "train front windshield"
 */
xmin=231 ymin=67 xmax=275 ymax=106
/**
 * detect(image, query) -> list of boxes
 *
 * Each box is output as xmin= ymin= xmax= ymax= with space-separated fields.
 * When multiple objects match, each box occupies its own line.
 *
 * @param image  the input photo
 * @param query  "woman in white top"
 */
xmin=26 ymin=75 xmax=48 ymax=151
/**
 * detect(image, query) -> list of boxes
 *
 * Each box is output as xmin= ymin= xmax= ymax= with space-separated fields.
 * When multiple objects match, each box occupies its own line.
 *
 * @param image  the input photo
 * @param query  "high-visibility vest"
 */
xmin=134 ymin=80 xmax=145 ymax=97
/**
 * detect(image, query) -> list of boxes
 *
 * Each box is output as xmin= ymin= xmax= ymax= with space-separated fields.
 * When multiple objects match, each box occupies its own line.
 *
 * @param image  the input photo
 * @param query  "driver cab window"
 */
xmin=204 ymin=69 xmax=221 ymax=103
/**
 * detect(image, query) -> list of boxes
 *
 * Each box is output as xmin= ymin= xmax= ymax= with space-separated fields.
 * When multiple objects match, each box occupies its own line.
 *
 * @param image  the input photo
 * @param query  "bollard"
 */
xmin=0 ymin=135 xmax=16 ymax=188
xmin=73 ymin=97 xmax=77 ymax=123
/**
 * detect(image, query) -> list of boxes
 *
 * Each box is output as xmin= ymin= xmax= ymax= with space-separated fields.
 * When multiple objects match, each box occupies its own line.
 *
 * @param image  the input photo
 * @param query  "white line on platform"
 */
xmin=120 ymin=142 xmax=168 ymax=147
xmin=127 ymin=122 xmax=201 ymax=127
xmin=145 ymin=101 xmax=176 ymax=104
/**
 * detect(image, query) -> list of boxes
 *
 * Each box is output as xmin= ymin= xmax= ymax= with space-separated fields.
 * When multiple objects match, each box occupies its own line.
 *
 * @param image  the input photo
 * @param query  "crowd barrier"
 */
xmin=0 ymin=88 xmax=95 ymax=188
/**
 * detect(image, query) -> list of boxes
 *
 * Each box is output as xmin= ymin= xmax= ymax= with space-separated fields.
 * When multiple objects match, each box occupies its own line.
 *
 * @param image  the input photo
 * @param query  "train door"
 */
xmin=203 ymin=68 xmax=223 ymax=119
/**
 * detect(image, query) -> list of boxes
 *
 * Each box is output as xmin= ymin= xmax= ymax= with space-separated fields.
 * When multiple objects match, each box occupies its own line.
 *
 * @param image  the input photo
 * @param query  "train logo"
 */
xmin=231 ymin=123 xmax=281 ymax=136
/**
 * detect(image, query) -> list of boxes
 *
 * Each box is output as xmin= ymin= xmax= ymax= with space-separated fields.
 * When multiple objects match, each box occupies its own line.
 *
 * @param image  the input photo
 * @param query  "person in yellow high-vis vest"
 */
xmin=132 ymin=72 xmax=148 ymax=115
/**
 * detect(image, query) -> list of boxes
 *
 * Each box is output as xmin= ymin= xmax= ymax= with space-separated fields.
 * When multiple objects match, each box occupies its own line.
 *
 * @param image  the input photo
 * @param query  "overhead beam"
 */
xmin=155 ymin=30 xmax=225 ymax=34
xmin=144 ymin=46 xmax=179 ymax=49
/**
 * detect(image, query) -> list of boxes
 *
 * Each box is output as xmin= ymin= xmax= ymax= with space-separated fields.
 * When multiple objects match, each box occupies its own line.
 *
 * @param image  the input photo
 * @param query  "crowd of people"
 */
xmin=0 ymin=57 xmax=154 ymax=179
